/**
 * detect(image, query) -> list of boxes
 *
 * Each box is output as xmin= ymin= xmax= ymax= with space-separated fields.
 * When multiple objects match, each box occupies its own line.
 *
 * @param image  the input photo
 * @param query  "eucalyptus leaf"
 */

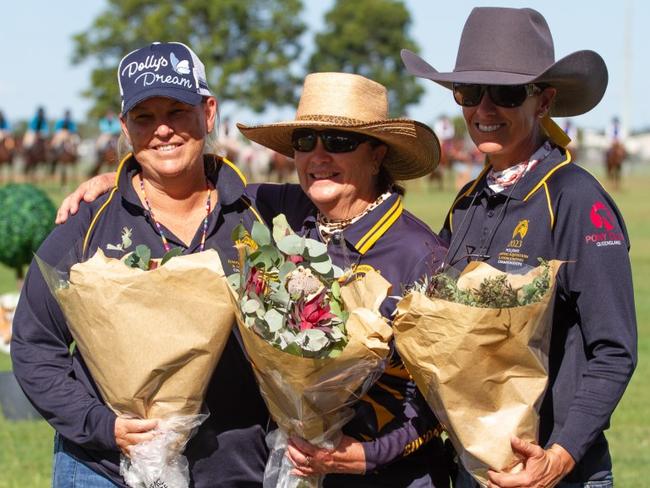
xmin=231 ymin=223 xmax=248 ymax=243
xmin=251 ymin=221 xmax=271 ymax=246
xmin=331 ymin=264 xmax=344 ymax=278
xmin=278 ymin=261 xmax=297 ymax=282
xmin=299 ymin=329 xmax=330 ymax=351
xmin=270 ymin=287 xmax=291 ymax=307
xmin=304 ymin=239 xmax=328 ymax=258
xmin=310 ymin=259 xmax=332 ymax=275
xmin=124 ymin=252 xmax=140 ymax=268
xmin=227 ymin=273 xmax=241 ymax=290
xmin=272 ymin=214 xmax=293 ymax=243
xmin=134 ymin=245 xmax=151 ymax=271
xmin=161 ymin=247 xmax=183 ymax=266
xmin=264 ymin=309 xmax=285 ymax=332
xmin=282 ymin=342 xmax=303 ymax=356
xmin=242 ymin=298 xmax=261 ymax=314
xmin=277 ymin=234 xmax=305 ymax=255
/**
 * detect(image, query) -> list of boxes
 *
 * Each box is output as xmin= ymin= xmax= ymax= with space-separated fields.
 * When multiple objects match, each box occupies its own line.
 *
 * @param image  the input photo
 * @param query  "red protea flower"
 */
xmin=295 ymin=290 xmax=336 ymax=331
xmin=246 ymin=267 xmax=267 ymax=296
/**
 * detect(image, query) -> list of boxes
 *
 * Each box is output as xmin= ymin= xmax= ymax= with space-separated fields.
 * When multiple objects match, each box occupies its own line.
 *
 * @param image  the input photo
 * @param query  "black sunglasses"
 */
xmin=291 ymin=129 xmax=371 ymax=153
xmin=452 ymin=83 xmax=543 ymax=108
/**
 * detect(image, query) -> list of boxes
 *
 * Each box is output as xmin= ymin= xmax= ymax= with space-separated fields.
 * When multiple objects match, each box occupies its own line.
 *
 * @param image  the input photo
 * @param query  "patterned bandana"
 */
xmin=486 ymin=141 xmax=553 ymax=193
xmin=317 ymin=191 xmax=392 ymax=243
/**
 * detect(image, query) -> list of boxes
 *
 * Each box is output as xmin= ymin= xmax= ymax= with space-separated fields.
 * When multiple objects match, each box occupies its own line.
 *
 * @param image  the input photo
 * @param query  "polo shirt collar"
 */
xmin=329 ymin=193 xmax=404 ymax=255
xmin=469 ymin=144 xmax=571 ymax=201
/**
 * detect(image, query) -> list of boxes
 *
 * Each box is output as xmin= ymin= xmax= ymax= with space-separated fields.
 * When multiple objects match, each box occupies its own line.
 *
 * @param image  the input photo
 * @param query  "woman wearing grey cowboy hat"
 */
xmin=402 ymin=7 xmax=636 ymax=488
xmin=56 ymin=71 xmax=452 ymax=487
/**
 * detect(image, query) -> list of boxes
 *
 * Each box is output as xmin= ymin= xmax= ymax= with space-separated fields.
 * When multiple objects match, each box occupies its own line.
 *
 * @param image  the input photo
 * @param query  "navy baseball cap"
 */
xmin=118 ymin=42 xmax=213 ymax=115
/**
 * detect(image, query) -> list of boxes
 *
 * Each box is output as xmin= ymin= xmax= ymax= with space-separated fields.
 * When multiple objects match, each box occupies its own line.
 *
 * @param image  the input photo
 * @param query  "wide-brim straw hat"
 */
xmin=237 ymin=72 xmax=440 ymax=180
xmin=401 ymin=7 xmax=608 ymax=117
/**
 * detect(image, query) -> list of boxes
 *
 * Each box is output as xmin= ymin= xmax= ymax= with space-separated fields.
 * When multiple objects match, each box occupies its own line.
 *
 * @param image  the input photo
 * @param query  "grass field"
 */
xmin=0 ymin=165 xmax=648 ymax=487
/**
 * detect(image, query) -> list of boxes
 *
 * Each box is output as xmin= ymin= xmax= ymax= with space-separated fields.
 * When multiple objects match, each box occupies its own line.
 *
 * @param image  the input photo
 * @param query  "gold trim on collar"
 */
xmin=82 ymin=153 xmax=131 ymax=255
xmin=221 ymin=156 xmax=247 ymax=185
xmin=523 ymin=151 xmax=572 ymax=202
xmin=447 ymin=164 xmax=490 ymax=233
xmin=355 ymin=197 xmax=403 ymax=255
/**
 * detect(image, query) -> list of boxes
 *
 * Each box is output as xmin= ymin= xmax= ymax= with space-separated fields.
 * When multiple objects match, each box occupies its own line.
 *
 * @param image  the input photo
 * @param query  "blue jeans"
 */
xmin=454 ymin=465 xmax=613 ymax=488
xmin=557 ymin=475 xmax=614 ymax=488
xmin=52 ymin=433 xmax=118 ymax=487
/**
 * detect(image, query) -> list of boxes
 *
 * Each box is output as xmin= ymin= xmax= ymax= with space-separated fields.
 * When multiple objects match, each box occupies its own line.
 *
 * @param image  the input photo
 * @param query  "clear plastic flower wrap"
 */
xmin=393 ymin=259 xmax=563 ymax=487
xmin=228 ymin=215 xmax=393 ymax=488
xmin=36 ymin=246 xmax=235 ymax=488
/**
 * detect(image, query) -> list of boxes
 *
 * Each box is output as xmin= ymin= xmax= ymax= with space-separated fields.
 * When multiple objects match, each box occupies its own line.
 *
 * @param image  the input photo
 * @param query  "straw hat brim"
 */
xmin=401 ymin=49 xmax=608 ymax=117
xmin=237 ymin=117 xmax=440 ymax=180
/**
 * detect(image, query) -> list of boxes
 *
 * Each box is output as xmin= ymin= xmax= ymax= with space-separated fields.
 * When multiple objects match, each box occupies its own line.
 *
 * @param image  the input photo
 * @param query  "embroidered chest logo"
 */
xmin=106 ymin=227 xmax=133 ymax=251
xmin=497 ymin=220 xmax=530 ymax=267
xmin=584 ymin=201 xmax=624 ymax=247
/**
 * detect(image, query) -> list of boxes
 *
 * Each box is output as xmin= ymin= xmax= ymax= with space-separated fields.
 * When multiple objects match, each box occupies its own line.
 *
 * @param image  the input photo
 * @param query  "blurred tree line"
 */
xmin=72 ymin=0 xmax=424 ymax=119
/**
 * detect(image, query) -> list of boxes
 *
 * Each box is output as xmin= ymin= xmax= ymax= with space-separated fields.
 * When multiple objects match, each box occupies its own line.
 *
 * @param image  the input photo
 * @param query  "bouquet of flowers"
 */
xmin=393 ymin=259 xmax=562 ymax=487
xmin=229 ymin=215 xmax=393 ymax=488
xmin=37 ymin=246 xmax=235 ymax=488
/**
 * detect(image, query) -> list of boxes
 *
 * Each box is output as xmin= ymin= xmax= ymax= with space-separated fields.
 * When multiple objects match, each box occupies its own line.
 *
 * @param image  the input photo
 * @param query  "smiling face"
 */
xmin=121 ymin=96 xmax=217 ymax=180
xmin=293 ymin=134 xmax=387 ymax=220
xmin=462 ymin=87 xmax=556 ymax=170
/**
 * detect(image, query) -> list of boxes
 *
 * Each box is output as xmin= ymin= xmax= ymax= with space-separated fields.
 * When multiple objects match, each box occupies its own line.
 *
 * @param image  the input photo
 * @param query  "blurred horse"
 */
xmin=428 ymin=140 xmax=450 ymax=190
xmin=268 ymin=152 xmax=294 ymax=183
xmin=22 ymin=133 xmax=50 ymax=180
xmin=49 ymin=132 xmax=80 ymax=186
xmin=89 ymin=134 xmax=119 ymax=177
xmin=605 ymin=141 xmax=626 ymax=190
xmin=0 ymin=134 xmax=16 ymax=181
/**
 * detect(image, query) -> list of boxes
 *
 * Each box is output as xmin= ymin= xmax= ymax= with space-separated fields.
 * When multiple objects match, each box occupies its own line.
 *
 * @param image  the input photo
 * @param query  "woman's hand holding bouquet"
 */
xmin=393 ymin=259 xmax=563 ymax=487
xmin=229 ymin=215 xmax=393 ymax=488
xmin=37 ymin=246 xmax=235 ymax=488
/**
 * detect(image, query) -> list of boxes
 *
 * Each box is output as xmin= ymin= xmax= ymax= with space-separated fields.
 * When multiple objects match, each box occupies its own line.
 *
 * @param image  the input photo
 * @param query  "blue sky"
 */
xmin=2 ymin=1 xmax=648 ymax=132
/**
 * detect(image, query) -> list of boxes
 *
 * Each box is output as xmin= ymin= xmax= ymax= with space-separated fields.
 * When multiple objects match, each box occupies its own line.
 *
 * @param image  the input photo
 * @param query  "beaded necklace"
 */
xmin=317 ymin=191 xmax=392 ymax=243
xmin=138 ymin=173 xmax=212 ymax=253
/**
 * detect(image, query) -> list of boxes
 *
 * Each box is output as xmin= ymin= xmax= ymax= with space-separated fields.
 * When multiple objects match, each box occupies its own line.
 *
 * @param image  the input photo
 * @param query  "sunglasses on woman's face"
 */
xmin=452 ymin=83 xmax=542 ymax=108
xmin=291 ymin=129 xmax=370 ymax=153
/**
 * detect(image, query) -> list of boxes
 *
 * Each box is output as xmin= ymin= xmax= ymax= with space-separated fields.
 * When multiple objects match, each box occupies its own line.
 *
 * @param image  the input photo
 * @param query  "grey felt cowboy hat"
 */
xmin=237 ymin=72 xmax=440 ymax=180
xmin=401 ymin=7 xmax=608 ymax=117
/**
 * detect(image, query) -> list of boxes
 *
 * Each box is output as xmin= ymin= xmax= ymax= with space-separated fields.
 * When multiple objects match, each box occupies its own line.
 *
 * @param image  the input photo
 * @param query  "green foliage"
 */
xmin=72 ymin=0 xmax=306 ymax=117
xmin=308 ymin=0 xmax=424 ymax=116
xmin=413 ymin=260 xmax=551 ymax=308
xmin=0 ymin=184 xmax=56 ymax=279
xmin=124 ymin=244 xmax=182 ymax=270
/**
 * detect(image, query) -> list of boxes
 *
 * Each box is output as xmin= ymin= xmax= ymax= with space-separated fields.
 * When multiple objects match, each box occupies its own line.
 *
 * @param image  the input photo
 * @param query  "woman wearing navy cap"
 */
xmin=402 ymin=7 xmax=637 ymax=488
xmin=12 ymin=42 xmax=269 ymax=487
xmin=57 ymin=72 xmax=452 ymax=487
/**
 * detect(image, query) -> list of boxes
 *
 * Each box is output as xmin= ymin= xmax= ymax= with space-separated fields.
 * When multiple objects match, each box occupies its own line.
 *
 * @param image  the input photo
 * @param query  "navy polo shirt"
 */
xmin=249 ymin=183 xmax=450 ymax=487
xmin=12 ymin=155 xmax=269 ymax=488
xmin=440 ymin=146 xmax=637 ymax=482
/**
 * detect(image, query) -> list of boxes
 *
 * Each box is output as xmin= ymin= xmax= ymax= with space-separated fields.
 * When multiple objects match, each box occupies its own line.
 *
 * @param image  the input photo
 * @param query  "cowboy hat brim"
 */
xmin=401 ymin=49 xmax=608 ymax=117
xmin=237 ymin=118 xmax=440 ymax=180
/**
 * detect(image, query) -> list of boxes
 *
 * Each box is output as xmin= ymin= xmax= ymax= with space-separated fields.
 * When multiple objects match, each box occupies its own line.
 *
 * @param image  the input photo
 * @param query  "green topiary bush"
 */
xmin=0 ymin=184 xmax=56 ymax=280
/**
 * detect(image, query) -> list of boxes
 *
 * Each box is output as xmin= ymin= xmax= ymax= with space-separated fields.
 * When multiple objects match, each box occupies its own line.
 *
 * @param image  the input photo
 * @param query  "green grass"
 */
xmin=0 ymin=167 xmax=648 ymax=486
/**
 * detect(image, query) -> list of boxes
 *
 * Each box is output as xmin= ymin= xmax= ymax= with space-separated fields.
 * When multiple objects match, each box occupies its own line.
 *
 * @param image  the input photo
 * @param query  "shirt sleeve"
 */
xmin=550 ymin=183 xmax=637 ymax=462
xmin=362 ymin=246 xmax=447 ymax=470
xmin=10 ymin=215 xmax=118 ymax=451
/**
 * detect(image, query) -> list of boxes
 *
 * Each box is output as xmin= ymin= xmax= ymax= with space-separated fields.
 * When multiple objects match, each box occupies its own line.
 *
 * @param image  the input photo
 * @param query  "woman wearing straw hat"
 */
xmin=56 ymin=71 xmax=452 ymax=487
xmin=12 ymin=42 xmax=269 ymax=487
xmin=240 ymin=72 xmax=450 ymax=486
xmin=402 ymin=7 xmax=637 ymax=488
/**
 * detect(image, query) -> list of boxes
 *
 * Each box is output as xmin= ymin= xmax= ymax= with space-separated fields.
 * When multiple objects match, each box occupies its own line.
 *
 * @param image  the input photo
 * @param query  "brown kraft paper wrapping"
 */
xmin=52 ymin=249 xmax=234 ymax=420
xmin=393 ymin=260 xmax=563 ymax=487
xmin=230 ymin=270 xmax=393 ymax=443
